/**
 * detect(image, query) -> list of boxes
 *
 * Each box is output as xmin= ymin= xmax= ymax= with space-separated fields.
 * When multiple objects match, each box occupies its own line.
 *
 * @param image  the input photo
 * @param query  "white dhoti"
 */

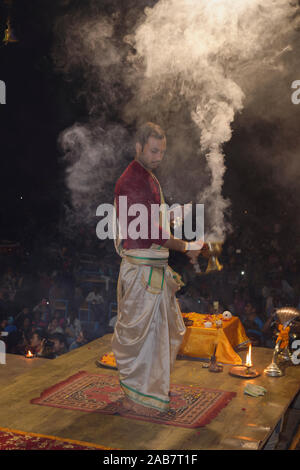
xmin=111 ymin=246 xmax=186 ymax=412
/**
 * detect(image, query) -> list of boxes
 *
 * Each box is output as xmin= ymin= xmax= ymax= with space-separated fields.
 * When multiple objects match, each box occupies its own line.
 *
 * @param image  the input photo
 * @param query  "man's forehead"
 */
xmin=147 ymin=136 xmax=167 ymax=149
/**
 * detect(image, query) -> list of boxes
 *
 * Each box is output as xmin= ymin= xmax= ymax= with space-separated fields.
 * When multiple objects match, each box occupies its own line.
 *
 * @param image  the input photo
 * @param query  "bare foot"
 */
xmin=120 ymin=396 xmax=163 ymax=417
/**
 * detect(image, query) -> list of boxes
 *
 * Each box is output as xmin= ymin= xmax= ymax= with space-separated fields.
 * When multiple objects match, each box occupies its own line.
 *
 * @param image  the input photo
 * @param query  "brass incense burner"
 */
xmin=264 ymin=307 xmax=300 ymax=377
xmin=200 ymin=242 xmax=223 ymax=274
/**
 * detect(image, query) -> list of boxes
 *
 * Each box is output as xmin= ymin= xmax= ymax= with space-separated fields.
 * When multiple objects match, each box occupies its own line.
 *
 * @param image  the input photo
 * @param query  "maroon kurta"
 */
xmin=114 ymin=160 xmax=170 ymax=249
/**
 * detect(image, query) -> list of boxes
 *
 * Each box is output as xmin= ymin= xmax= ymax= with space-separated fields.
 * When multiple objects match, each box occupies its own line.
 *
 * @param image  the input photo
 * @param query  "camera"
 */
xmin=44 ymin=339 xmax=54 ymax=349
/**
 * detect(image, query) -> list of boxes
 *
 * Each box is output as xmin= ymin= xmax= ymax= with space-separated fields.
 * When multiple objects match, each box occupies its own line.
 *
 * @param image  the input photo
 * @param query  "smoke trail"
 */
xmin=59 ymin=121 xmax=131 ymax=225
xmin=53 ymin=0 xmax=298 ymax=241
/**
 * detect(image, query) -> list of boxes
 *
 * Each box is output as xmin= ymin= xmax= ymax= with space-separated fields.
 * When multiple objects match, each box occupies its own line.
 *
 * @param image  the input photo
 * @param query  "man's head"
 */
xmin=244 ymin=302 xmax=257 ymax=318
xmin=76 ymin=328 xmax=89 ymax=344
xmin=135 ymin=122 xmax=166 ymax=171
xmin=50 ymin=333 xmax=67 ymax=354
xmin=30 ymin=331 xmax=43 ymax=348
xmin=51 ymin=318 xmax=59 ymax=328
xmin=53 ymin=310 xmax=61 ymax=320
xmin=0 ymin=318 xmax=7 ymax=330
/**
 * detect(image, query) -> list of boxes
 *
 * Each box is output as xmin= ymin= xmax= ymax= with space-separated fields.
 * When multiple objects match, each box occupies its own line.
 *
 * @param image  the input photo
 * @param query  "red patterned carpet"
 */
xmin=0 ymin=427 xmax=114 ymax=450
xmin=31 ymin=371 xmax=236 ymax=429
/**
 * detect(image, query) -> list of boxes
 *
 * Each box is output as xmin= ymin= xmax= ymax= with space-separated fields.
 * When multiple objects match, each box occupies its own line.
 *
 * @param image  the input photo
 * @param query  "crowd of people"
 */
xmin=0 ymin=233 xmax=119 ymax=358
xmin=0 ymin=220 xmax=299 ymax=359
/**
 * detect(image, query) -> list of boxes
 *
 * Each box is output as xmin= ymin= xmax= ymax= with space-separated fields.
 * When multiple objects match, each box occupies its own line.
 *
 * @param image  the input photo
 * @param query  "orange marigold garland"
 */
xmin=276 ymin=324 xmax=290 ymax=350
xmin=100 ymin=352 xmax=117 ymax=368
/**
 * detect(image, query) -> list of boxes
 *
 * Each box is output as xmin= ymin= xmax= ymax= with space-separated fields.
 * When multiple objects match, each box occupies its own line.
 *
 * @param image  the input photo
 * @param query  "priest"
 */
xmin=112 ymin=122 xmax=202 ymax=416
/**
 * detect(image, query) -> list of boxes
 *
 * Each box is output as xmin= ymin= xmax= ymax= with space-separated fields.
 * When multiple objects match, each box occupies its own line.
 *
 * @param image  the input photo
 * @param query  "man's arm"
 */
xmin=162 ymin=235 xmax=203 ymax=265
xmin=115 ymin=181 xmax=203 ymax=262
xmin=162 ymin=234 xmax=186 ymax=253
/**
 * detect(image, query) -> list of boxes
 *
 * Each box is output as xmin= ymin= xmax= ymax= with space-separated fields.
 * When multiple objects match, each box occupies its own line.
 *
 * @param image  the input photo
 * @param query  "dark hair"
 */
xmin=30 ymin=330 xmax=44 ymax=341
xmin=135 ymin=122 xmax=166 ymax=149
xmin=50 ymin=332 xmax=67 ymax=347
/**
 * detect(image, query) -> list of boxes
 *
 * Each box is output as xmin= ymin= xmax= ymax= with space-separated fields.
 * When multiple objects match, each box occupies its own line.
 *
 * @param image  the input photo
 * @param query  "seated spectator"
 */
xmin=241 ymin=302 xmax=264 ymax=346
xmin=50 ymin=333 xmax=68 ymax=357
xmin=20 ymin=316 xmax=33 ymax=339
xmin=85 ymin=286 xmax=104 ymax=305
xmin=69 ymin=329 xmax=90 ymax=351
xmin=3 ymin=316 xmax=17 ymax=334
xmin=29 ymin=331 xmax=47 ymax=356
xmin=233 ymin=289 xmax=246 ymax=317
xmin=27 ymin=331 xmax=64 ymax=359
xmin=0 ymin=317 xmax=8 ymax=335
xmin=32 ymin=310 xmax=48 ymax=330
xmin=52 ymin=309 xmax=65 ymax=328
xmin=0 ymin=316 xmax=19 ymax=353
xmin=64 ymin=314 xmax=82 ymax=347
xmin=47 ymin=317 xmax=64 ymax=335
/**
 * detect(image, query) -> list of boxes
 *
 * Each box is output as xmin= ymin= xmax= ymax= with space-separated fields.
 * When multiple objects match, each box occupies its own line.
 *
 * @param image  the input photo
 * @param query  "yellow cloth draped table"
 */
xmin=179 ymin=313 xmax=250 ymax=365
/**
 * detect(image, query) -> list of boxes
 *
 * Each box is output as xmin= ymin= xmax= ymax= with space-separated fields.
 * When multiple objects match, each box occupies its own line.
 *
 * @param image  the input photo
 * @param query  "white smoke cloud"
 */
xmin=59 ymin=120 xmax=131 ymax=225
xmin=53 ymin=0 xmax=299 ymax=241
xmin=127 ymin=0 xmax=296 ymax=241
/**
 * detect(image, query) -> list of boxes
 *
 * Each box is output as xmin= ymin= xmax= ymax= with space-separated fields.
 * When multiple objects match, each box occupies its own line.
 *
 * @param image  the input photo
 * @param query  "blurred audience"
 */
xmin=0 ymin=224 xmax=299 ymax=359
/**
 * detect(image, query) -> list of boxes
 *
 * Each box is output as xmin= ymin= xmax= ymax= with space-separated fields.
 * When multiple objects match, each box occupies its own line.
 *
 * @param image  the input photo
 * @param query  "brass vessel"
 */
xmin=264 ymin=307 xmax=300 ymax=377
xmin=204 ymin=242 xmax=223 ymax=273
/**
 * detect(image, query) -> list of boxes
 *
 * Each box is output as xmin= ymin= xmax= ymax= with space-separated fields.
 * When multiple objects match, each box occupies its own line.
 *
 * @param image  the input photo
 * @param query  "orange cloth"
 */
xmin=179 ymin=313 xmax=250 ymax=365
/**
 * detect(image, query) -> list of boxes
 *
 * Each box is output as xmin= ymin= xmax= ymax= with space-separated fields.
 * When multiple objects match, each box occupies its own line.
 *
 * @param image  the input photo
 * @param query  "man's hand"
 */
xmin=37 ymin=338 xmax=46 ymax=357
xmin=186 ymin=249 xmax=201 ymax=265
xmin=185 ymin=240 xmax=204 ymax=265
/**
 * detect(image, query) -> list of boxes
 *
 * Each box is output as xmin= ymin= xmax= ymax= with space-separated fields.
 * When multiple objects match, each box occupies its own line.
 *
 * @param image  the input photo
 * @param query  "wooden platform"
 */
xmin=0 ymin=335 xmax=299 ymax=450
xmin=0 ymin=353 xmax=48 ymax=387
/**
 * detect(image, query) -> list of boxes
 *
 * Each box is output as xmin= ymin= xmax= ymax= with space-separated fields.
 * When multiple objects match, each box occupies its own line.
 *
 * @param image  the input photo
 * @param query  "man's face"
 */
xmin=53 ymin=339 xmax=63 ymax=352
xmin=136 ymin=136 xmax=166 ymax=171
xmin=30 ymin=334 xmax=41 ymax=348
xmin=77 ymin=331 xmax=84 ymax=343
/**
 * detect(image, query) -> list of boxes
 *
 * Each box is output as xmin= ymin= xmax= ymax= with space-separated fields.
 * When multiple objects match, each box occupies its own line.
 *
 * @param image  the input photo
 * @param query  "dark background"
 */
xmin=0 ymin=0 xmax=82 ymax=245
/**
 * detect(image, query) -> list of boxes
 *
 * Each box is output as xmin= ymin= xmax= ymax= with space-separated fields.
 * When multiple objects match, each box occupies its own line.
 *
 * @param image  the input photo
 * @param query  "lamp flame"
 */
xmin=245 ymin=344 xmax=252 ymax=367
xmin=26 ymin=350 xmax=34 ymax=358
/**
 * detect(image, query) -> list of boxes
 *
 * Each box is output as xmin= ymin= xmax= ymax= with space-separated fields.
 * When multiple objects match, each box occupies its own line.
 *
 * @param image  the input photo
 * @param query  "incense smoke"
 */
xmin=125 ymin=0 xmax=296 ymax=240
xmin=53 ymin=0 xmax=299 ymax=240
